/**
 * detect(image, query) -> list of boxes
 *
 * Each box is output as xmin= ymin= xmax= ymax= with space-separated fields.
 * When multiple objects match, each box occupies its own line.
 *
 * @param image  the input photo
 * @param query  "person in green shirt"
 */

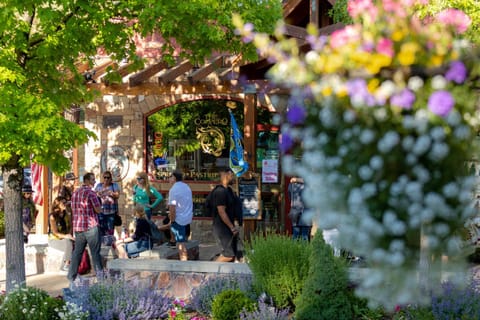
xmin=132 ymin=171 xmax=163 ymax=220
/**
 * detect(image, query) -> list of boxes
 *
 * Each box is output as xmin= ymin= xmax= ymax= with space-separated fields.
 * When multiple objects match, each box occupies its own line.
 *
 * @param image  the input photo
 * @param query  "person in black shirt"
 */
xmin=211 ymin=168 xmax=240 ymax=262
xmin=115 ymin=205 xmax=152 ymax=258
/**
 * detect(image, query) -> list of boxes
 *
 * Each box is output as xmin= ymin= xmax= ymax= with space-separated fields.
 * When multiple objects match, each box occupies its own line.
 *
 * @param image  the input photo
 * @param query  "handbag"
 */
xmin=78 ymin=250 xmax=91 ymax=275
xmin=113 ymin=212 xmax=122 ymax=226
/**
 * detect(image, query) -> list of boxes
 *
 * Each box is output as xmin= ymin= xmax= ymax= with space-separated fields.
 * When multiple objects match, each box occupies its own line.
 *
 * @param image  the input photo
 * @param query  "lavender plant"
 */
xmin=189 ymin=274 xmax=255 ymax=316
xmin=431 ymin=278 xmax=480 ymax=319
xmin=240 ymin=295 xmax=290 ymax=320
xmin=64 ymin=275 xmax=172 ymax=319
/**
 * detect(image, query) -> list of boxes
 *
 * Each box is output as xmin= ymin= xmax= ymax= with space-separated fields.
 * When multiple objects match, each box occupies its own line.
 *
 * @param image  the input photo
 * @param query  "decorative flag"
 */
xmin=31 ymin=163 xmax=43 ymax=205
xmin=229 ymin=109 xmax=248 ymax=177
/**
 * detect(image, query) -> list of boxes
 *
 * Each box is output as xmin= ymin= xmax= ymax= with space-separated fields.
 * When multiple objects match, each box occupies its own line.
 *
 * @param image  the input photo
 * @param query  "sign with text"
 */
xmin=262 ymin=159 xmax=278 ymax=183
xmin=238 ymin=177 xmax=261 ymax=219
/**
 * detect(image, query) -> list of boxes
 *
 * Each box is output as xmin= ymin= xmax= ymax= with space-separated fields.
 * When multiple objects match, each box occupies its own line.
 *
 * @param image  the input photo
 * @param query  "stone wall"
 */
xmin=106 ymin=259 xmax=252 ymax=302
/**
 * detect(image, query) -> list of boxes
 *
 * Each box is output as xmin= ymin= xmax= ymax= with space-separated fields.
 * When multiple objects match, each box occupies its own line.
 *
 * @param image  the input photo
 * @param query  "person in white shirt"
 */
xmin=168 ymin=170 xmax=193 ymax=260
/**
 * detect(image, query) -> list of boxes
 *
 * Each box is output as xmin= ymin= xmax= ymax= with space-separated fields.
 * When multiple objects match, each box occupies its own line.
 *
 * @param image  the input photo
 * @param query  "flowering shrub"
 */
xmin=189 ymin=274 xmax=254 ymax=316
xmin=168 ymin=298 xmax=187 ymax=320
xmin=235 ymin=0 xmax=480 ymax=309
xmin=240 ymin=295 xmax=290 ymax=320
xmin=64 ymin=275 xmax=172 ymax=319
xmin=0 ymin=285 xmax=86 ymax=320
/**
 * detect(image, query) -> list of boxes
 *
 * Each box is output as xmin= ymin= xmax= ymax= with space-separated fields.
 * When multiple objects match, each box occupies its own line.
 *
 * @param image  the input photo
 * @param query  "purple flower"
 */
xmin=428 ymin=90 xmax=455 ymax=117
xmin=445 ymin=60 xmax=467 ymax=84
xmin=279 ymin=132 xmax=294 ymax=153
xmin=286 ymin=103 xmax=307 ymax=125
xmin=390 ymin=89 xmax=416 ymax=109
xmin=346 ymin=78 xmax=376 ymax=107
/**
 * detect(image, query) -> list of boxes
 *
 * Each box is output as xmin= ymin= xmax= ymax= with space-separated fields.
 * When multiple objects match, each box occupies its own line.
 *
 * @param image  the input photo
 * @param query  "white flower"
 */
xmin=369 ymin=156 xmax=383 ymax=170
xmin=402 ymin=116 xmax=416 ymax=130
xmin=402 ymin=135 xmax=415 ymax=151
xmin=405 ymin=182 xmax=423 ymax=202
xmin=412 ymin=135 xmax=431 ymax=156
xmin=434 ymin=223 xmax=450 ymax=236
xmin=361 ymin=183 xmax=377 ymax=197
xmin=428 ymin=142 xmax=449 ymax=161
xmin=446 ymin=110 xmax=462 ymax=126
xmin=442 ymin=182 xmax=459 ymax=198
xmin=406 ymin=154 xmax=418 ymax=165
xmin=377 ymin=131 xmax=400 ymax=153
xmin=359 ymin=165 xmax=374 ymax=180
xmin=431 ymin=75 xmax=447 ymax=89
xmin=360 ymin=129 xmax=376 ymax=144
xmin=412 ymin=165 xmax=430 ymax=183
xmin=407 ymin=76 xmax=424 ymax=91
xmin=343 ymin=110 xmax=356 ymax=123
xmin=430 ymin=126 xmax=446 ymax=141
xmin=319 ymin=107 xmax=337 ymax=128
xmin=454 ymin=125 xmax=471 ymax=140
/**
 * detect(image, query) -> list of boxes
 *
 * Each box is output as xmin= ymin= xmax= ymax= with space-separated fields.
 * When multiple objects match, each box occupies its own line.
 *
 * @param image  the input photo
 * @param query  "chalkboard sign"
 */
xmin=238 ymin=177 xmax=261 ymax=219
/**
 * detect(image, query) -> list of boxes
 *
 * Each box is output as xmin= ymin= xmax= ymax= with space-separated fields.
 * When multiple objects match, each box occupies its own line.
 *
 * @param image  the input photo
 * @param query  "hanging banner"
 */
xmin=229 ymin=109 xmax=248 ymax=176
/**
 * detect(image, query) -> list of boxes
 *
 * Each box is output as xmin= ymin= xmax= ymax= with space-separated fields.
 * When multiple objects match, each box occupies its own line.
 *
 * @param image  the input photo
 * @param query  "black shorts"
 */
xmin=213 ymin=220 xmax=237 ymax=258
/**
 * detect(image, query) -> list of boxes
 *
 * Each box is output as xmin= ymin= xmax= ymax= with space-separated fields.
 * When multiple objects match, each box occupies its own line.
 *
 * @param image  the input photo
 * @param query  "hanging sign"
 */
xmin=262 ymin=159 xmax=278 ymax=183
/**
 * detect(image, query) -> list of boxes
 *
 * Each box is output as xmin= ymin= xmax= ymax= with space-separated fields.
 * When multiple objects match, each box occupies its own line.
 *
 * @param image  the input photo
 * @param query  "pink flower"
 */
xmin=436 ymin=9 xmax=471 ymax=34
xmin=348 ymin=0 xmax=377 ymax=20
xmin=376 ymin=38 xmax=394 ymax=57
xmin=330 ymin=26 xmax=361 ymax=49
xmin=428 ymin=90 xmax=455 ymax=117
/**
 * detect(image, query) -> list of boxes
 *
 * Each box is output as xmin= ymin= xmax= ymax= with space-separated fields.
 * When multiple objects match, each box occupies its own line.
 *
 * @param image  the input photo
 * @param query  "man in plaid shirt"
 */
xmin=67 ymin=172 xmax=102 ymax=284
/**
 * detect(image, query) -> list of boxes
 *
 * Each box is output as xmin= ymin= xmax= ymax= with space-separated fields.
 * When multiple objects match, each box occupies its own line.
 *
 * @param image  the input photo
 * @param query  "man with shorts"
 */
xmin=211 ymin=168 xmax=240 ymax=262
xmin=168 ymin=170 xmax=193 ymax=261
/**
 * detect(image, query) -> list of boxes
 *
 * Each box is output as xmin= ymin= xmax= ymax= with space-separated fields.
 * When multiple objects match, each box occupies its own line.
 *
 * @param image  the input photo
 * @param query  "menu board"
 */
xmin=238 ymin=177 xmax=261 ymax=219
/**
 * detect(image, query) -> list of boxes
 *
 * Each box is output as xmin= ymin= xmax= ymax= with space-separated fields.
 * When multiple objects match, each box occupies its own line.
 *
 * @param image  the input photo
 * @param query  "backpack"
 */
xmin=205 ymin=185 xmax=243 ymax=226
xmin=78 ymin=250 xmax=91 ymax=275
xmin=205 ymin=185 xmax=223 ymax=217
xmin=147 ymin=219 xmax=164 ymax=244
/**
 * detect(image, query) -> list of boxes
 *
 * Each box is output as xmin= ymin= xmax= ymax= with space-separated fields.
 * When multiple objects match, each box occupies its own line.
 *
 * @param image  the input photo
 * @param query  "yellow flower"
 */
xmin=391 ymin=29 xmax=405 ymax=42
xmin=365 ymin=54 xmax=392 ymax=74
xmin=398 ymin=42 xmax=420 ymax=66
xmin=321 ymin=85 xmax=333 ymax=96
xmin=428 ymin=55 xmax=444 ymax=67
xmin=368 ymin=78 xmax=380 ymax=92
xmin=324 ymin=54 xmax=344 ymax=73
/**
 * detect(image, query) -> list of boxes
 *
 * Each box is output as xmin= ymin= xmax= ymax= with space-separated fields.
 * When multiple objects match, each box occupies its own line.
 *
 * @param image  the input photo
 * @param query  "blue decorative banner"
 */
xmin=229 ymin=110 xmax=248 ymax=176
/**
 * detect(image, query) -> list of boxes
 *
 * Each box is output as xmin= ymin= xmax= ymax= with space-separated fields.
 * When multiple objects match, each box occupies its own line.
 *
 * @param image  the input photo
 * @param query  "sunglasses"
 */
xmin=136 ymin=177 xmax=144 ymax=180
xmin=103 ymin=176 xmax=111 ymax=179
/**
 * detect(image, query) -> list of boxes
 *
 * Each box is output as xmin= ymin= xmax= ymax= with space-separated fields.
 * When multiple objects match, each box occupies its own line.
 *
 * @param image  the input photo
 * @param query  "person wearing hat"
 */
xmin=22 ymin=185 xmax=37 ymax=243
xmin=59 ymin=172 xmax=77 ymax=211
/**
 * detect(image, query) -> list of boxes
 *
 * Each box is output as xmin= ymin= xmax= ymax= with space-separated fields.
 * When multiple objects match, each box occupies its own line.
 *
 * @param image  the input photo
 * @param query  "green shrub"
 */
xmin=190 ymin=274 xmax=255 ymax=316
xmin=245 ymin=232 xmax=311 ymax=310
xmin=211 ymin=289 xmax=255 ymax=320
xmin=294 ymin=233 xmax=355 ymax=320
xmin=0 ymin=285 xmax=86 ymax=320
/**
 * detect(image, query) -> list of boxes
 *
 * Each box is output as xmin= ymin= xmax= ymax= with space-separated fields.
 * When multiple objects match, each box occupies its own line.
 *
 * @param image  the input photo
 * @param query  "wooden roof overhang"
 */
xmin=84 ymin=0 xmax=343 ymax=97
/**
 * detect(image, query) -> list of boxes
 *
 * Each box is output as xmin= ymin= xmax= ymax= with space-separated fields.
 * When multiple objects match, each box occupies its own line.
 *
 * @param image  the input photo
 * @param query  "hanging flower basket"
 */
xmin=235 ymin=0 xmax=480 ymax=309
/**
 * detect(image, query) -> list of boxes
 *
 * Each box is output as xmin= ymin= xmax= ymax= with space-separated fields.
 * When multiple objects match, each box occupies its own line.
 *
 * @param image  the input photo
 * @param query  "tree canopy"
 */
xmin=0 ymin=0 xmax=282 ymax=291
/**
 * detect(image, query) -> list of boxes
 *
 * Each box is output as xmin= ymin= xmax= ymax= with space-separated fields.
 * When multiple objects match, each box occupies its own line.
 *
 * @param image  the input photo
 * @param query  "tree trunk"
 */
xmin=3 ymin=167 xmax=26 ymax=292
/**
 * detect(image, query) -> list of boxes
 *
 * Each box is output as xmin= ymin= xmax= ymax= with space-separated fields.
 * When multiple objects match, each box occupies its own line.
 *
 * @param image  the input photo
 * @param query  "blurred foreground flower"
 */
xmin=235 ymin=0 xmax=480 ymax=310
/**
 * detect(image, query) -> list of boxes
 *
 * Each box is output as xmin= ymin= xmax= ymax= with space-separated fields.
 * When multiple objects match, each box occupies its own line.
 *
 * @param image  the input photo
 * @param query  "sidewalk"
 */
xmin=0 ymin=242 xmax=222 ymax=296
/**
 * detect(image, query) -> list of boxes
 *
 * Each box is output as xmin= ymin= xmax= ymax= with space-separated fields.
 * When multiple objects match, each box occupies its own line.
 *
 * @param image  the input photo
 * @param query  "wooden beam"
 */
xmin=318 ymin=22 xmax=344 ymax=36
xmin=91 ymin=61 xmax=115 ymax=81
xmin=188 ymin=56 xmax=224 ymax=83
xmin=284 ymin=24 xmax=308 ymax=40
xmin=283 ymin=0 xmax=303 ymax=18
xmin=157 ymin=60 xmax=193 ymax=84
xmin=129 ymin=61 xmax=168 ymax=86
xmin=86 ymin=80 xmax=288 ymax=96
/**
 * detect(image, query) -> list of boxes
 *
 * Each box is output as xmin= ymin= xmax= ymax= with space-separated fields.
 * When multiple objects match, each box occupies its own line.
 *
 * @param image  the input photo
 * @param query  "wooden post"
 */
xmin=243 ymin=93 xmax=257 ymax=239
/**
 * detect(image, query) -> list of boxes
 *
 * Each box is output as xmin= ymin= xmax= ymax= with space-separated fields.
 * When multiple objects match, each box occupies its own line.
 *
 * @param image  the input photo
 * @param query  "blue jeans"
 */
xmin=68 ymin=226 xmax=103 ymax=281
xmin=98 ymin=213 xmax=115 ymax=236
xmin=293 ymin=226 xmax=312 ymax=241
